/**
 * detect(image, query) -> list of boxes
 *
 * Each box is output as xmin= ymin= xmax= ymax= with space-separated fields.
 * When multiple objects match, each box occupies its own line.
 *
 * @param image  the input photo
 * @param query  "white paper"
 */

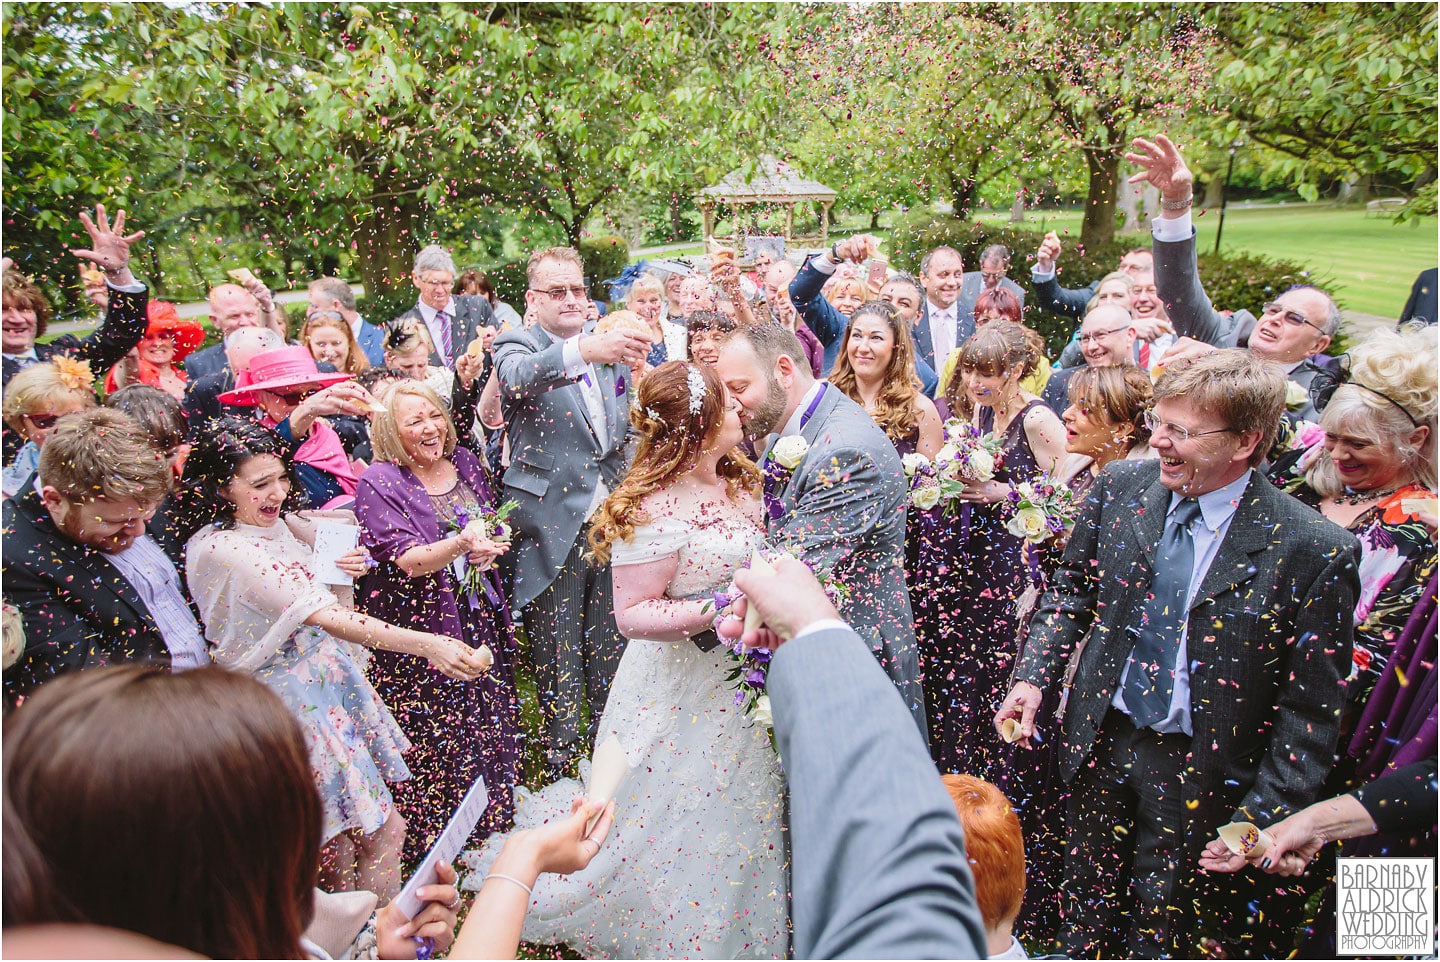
xmin=394 ymin=775 xmax=490 ymax=919
xmin=586 ymin=735 xmax=628 ymax=835
xmin=311 ymin=520 xmax=360 ymax=586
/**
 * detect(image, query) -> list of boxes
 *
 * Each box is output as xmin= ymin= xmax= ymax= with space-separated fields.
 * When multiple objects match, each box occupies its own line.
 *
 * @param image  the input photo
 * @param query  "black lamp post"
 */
xmin=1213 ymin=139 xmax=1245 ymax=254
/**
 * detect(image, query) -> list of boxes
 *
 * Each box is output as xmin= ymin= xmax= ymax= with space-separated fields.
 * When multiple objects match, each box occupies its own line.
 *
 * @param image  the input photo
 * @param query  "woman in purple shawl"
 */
xmin=355 ymin=381 xmax=521 ymax=863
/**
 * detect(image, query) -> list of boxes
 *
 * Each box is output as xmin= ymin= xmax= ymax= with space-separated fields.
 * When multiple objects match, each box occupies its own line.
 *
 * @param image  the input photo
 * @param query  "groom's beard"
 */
xmin=742 ymin=379 xmax=790 ymax=442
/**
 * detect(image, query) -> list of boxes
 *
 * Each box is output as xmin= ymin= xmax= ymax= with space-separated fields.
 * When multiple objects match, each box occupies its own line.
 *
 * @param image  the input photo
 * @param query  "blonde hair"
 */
xmin=302 ymin=312 xmax=370 ymax=376
xmin=369 ymin=382 xmax=458 ymax=469
xmin=526 ymin=247 xmax=584 ymax=286
xmin=825 ymin=276 xmax=871 ymax=313
xmin=588 ymin=362 xmax=757 ymax=565
xmin=627 ymin=274 xmax=665 ymax=305
xmin=1307 ymin=323 xmax=1437 ymax=497
xmin=2 ymin=361 xmax=97 ymax=434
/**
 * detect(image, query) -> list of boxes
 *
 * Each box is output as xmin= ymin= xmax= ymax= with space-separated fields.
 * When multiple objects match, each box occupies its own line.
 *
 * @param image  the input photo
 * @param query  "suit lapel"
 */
xmin=912 ymin=306 xmax=935 ymax=370
xmin=1126 ymin=479 xmax=1172 ymax=575
xmin=780 ymin=386 xmax=841 ymax=507
xmin=1189 ymin=477 xmax=1271 ymax=610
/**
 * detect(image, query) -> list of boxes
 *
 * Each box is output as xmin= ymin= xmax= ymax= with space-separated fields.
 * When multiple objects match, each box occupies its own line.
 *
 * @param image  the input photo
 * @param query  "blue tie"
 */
xmin=1123 ymin=498 xmax=1203 ymax=728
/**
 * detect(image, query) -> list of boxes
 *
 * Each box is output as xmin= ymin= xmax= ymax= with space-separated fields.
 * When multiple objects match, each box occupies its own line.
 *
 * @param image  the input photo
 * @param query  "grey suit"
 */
xmin=772 ymin=624 xmax=987 ymax=959
xmin=393 ymin=294 xmax=497 ymax=369
xmin=1014 ymin=460 xmax=1358 ymax=956
xmin=953 ymin=272 xmax=1025 ymax=331
xmin=494 ymin=322 xmax=630 ymax=769
xmin=769 ymin=386 xmax=927 ymax=735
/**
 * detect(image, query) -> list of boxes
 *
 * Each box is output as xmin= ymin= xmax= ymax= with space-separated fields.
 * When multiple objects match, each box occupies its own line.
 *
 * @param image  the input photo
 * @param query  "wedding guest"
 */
xmin=455 ymin=267 xmax=523 ymax=329
xmin=393 ymin=245 xmax=498 ymax=370
xmin=354 ymin=382 xmax=522 ymax=863
xmin=104 ymin=384 xmax=188 ymax=478
xmin=829 ymin=301 xmax=943 ymax=460
xmin=104 ymin=301 xmax=204 ymax=401
xmin=307 ymin=276 xmax=386 ymax=367
xmin=1055 ymin=365 xmax=1155 ymax=497
xmin=628 ymin=273 xmax=684 ymax=366
xmin=303 ymin=309 xmax=372 ymax=376
xmin=217 ymin=345 xmax=375 ymax=507
xmin=176 ymin=417 xmax=490 ymax=898
xmin=943 ymin=775 xmax=1029 ymax=961
xmin=1 ymin=664 xmax=480 ymax=960
xmin=3 ymin=409 xmax=205 ymax=707
xmin=383 ymin=318 xmax=456 ymax=402
xmin=686 ymin=309 xmax=738 ymax=366
xmin=790 ymin=234 xmax=878 ymax=374
xmin=915 ymin=321 xmax=1064 ymax=776
xmin=944 ymin=287 xmax=1051 ymax=399
xmin=1 ymin=359 xmax=96 ymax=497
xmin=181 ymin=326 xmax=284 ymax=437
xmin=1273 ymin=323 xmax=1436 ymax=768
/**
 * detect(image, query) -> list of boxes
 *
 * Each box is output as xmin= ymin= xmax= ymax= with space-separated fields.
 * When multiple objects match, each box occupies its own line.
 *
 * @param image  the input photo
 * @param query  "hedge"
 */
xmin=579 ymin=235 xmax=631 ymax=301
xmin=887 ymin=212 xmax=1334 ymax=356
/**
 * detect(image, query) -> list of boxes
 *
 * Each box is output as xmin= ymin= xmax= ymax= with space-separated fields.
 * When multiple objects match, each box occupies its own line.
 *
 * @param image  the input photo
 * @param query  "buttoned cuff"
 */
xmin=1031 ymin=266 xmax=1056 ymax=282
xmin=107 ymin=279 xmax=146 ymax=294
xmin=1151 ymin=211 xmax=1192 ymax=243
xmin=810 ymin=251 xmax=839 ymax=275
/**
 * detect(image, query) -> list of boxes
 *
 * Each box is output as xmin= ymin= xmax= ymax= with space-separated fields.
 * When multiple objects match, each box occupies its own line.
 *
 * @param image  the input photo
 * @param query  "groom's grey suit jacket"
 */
xmin=494 ymin=322 xmax=631 ymax=611
xmin=772 ymin=623 xmax=987 ymax=959
xmin=771 ymin=386 xmax=927 ymax=733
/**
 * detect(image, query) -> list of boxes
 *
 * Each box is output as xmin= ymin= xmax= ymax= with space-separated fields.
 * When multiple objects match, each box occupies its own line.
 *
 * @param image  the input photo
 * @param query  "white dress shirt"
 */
xmin=415 ymin=299 xmax=457 ymax=366
xmin=927 ymin=300 xmax=957 ymax=365
xmin=104 ymin=535 xmax=211 ymax=671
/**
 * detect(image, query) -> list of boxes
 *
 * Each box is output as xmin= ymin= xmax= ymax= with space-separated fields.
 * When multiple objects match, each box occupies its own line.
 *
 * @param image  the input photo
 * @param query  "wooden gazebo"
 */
xmin=697 ymin=155 xmax=837 ymax=251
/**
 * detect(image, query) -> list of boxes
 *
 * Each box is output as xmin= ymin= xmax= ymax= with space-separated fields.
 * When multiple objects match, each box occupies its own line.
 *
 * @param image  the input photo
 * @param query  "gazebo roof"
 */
xmin=698 ymin=155 xmax=837 ymax=204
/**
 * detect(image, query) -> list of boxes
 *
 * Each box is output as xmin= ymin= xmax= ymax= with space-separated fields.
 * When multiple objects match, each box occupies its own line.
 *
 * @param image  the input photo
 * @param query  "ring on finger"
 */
xmin=447 ymin=894 xmax=461 ymax=909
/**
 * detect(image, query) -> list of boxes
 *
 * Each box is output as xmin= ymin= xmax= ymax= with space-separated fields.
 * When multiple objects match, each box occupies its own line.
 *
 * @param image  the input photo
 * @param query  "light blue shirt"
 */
xmin=1113 ymin=469 xmax=1254 ymax=736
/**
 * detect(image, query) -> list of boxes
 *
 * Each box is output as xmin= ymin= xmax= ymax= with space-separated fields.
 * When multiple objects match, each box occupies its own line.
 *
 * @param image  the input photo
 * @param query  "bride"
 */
xmin=464 ymin=361 xmax=787 ymax=958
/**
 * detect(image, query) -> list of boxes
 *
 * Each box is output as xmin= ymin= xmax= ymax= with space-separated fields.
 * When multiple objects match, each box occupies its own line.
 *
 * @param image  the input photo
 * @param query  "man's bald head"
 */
xmin=208 ymin=284 xmax=262 ymax=336
xmin=1079 ymin=304 xmax=1138 ymax=367
xmin=225 ymin=327 xmax=283 ymax=372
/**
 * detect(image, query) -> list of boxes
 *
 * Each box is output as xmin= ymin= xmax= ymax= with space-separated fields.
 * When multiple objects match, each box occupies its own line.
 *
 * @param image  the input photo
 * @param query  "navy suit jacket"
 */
xmin=355 ymin=318 xmax=386 ymax=367
xmin=183 ymin=341 xmax=228 ymax=381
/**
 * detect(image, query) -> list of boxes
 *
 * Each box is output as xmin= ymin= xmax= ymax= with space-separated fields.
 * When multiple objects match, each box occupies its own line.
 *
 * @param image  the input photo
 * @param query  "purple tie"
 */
xmin=435 ymin=310 xmax=452 ymax=362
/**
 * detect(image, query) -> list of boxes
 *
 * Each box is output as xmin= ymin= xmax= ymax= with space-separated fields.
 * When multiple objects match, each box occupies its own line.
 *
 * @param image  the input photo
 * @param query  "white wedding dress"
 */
xmin=462 ymin=512 xmax=788 ymax=959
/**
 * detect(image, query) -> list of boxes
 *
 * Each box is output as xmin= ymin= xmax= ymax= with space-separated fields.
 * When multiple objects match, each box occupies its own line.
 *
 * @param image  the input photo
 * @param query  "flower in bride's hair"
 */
xmin=771 ymin=435 xmax=809 ymax=470
xmin=51 ymin=356 xmax=94 ymax=391
xmin=643 ymin=406 xmax=663 ymax=423
xmin=685 ymin=365 xmax=706 ymax=414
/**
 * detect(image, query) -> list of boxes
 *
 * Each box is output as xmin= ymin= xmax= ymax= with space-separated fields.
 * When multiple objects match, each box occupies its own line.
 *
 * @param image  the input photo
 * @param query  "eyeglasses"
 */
xmin=22 ymin=413 xmax=62 ymax=430
xmin=980 ymin=270 xmax=1006 ymax=282
xmin=531 ymin=285 xmax=589 ymax=302
xmin=1261 ymin=301 xmax=1326 ymax=333
xmin=1309 ymin=356 xmax=1421 ymax=427
xmin=1079 ymin=325 xmax=1128 ymax=344
xmin=414 ymin=275 xmax=454 ymax=290
xmin=1142 ymin=409 xmax=1237 ymax=443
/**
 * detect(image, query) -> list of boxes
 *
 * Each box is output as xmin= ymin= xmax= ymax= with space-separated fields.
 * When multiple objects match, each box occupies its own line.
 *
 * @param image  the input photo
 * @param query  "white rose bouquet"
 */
xmin=1001 ymin=479 xmax=1080 ymax=545
xmin=904 ymin=420 xmax=1006 ymax=515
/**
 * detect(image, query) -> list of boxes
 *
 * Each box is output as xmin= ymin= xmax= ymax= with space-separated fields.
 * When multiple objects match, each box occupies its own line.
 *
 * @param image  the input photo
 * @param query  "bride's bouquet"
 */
xmin=714 ymin=549 xmax=850 ymax=739
xmin=1000 ymin=479 xmax=1080 ymax=545
xmin=902 ymin=418 xmax=1005 ymax=515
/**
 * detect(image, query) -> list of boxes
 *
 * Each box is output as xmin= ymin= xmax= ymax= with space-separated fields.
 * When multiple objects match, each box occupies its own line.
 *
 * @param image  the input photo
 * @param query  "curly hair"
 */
xmin=943 ymin=320 xmax=1046 ymax=421
xmin=2 ymin=270 xmax=52 ymax=340
xmin=828 ymin=301 xmax=924 ymax=443
xmin=1307 ymin=322 xmax=1438 ymax=497
xmin=588 ymin=362 xmax=758 ymax=565
xmin=169 ymin=416 xmax=308 ymax=547
xmin=1066 ymin=365 xmax=1154 ymax=450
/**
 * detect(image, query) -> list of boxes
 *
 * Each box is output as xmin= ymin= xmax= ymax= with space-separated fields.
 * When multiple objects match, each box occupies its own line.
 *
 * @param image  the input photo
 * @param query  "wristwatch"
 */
xmin=1160 ymin=195 xmax=1193 ymax=211
xmin=830 ymin=242 xmax=843 ymax=262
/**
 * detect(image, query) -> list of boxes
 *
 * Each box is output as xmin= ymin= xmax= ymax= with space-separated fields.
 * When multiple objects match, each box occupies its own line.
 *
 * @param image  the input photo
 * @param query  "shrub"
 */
xmin=888 ymin=212 xmax=1333 ymax=356
xmin=579 ymin=236 xmax=630 ymax=302
xmin=358 ymin=288 xmax=420 ymax=329
xmin=485 ymin=259 xmax=528 ymax=309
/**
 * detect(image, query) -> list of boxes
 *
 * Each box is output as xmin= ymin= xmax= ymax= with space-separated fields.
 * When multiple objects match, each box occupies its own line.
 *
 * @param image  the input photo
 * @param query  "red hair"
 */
xmin=973 ymin=287 xmax=1022 ymax=324
xmin=942 ymin=774 xmax=1026 ymax=928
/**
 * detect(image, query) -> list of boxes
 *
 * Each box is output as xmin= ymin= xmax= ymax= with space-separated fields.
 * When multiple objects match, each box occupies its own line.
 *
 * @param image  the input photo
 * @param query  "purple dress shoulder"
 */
xmin=354 ymin=448 xmax=521 ymax=860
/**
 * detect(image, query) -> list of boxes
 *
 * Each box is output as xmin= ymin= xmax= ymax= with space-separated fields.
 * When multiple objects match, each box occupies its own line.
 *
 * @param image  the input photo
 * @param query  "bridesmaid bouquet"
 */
xmin=1001 ymin=480 xmax=1080 ymax=545
xmin=902 ymin=420 xmax=1006 ymax=514
xmin=713 ymin=550 xmax=850 ymax=737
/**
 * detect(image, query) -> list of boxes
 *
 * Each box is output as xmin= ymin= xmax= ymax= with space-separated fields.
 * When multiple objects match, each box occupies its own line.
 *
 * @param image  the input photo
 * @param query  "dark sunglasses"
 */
xmin=1309 ymin=356 xmax=1421 ymax=428
xmin=22 ymin=412 xmax=62 ymax=430
xmin=272 ymin=388 xmax=318 ymax=403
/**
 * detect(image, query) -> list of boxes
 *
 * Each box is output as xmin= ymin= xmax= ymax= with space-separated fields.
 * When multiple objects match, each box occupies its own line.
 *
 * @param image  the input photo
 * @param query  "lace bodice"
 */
xmin=611 ymin=512 xmax=767 ymax=600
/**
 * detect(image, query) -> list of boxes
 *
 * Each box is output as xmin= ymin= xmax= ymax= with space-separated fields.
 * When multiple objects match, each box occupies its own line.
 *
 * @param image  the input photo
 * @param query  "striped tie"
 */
xmin=436 ymin=310 xmax=452 ymax=364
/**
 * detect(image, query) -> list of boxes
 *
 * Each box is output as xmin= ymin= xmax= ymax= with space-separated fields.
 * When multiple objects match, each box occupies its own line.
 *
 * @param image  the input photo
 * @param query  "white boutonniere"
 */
xmin=1285 ymin=380 xmax=1310 ymax=410
xmin=771 ymin=435 xmax=810 ymax=471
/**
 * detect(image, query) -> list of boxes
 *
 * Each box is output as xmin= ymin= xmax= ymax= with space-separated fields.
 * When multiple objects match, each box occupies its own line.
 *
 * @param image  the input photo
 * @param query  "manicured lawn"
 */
xmin=970 ymin=203 xmax=1437 ymax=319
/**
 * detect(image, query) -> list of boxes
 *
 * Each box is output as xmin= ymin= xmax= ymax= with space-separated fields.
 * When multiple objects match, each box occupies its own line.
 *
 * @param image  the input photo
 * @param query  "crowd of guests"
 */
xmin=2 ymin=130 xmax=1436 ymax=960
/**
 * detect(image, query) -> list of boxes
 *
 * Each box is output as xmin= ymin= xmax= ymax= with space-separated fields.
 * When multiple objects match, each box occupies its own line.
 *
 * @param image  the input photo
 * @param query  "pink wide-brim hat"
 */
xmin=218 ymin=345 xmax=351 ymax=407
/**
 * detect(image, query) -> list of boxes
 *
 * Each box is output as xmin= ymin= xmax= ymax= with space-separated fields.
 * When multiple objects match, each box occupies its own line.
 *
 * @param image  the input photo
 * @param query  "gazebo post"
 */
xmin=783 ymin=204 xmax=794 ymax=244
xmin=820 ymin=200 xmax=834 ymax=246
xmin=700 ymin=203 xmax=715 ymax=249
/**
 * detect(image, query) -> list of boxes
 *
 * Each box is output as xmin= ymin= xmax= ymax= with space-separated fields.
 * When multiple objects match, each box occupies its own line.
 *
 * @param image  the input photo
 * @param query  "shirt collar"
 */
xmin=416 ymin=299 xmax=455 ymax=323
xmin=2 ymin=348 xmax=38 ymax=362
xmin=779 ymin=381 xmax=826 ymax=438
xmin=927 ymin=300 xmax=950 ymax=318
xmin=1171 ymin=469 xmax=1253 ymax=533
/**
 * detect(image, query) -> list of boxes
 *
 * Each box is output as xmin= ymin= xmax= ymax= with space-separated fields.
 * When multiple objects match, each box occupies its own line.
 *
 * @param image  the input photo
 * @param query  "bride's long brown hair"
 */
xmin=588 ymin=361 xmax=758 ymax=565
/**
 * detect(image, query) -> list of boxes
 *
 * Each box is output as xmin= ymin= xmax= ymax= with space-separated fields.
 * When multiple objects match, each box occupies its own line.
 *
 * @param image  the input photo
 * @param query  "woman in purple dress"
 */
xmin=915 ymin=322 xmax=1065 ymax=778
xmin=355 ymin=381 xmax=522 ymax=863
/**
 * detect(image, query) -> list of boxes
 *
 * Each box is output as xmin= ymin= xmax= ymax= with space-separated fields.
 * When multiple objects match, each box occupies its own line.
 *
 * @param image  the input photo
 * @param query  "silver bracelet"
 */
xmin=1159 ymin=195 xmax=1193 ymax=210
xmin=483 ymin=872 xmax=534 ymax=897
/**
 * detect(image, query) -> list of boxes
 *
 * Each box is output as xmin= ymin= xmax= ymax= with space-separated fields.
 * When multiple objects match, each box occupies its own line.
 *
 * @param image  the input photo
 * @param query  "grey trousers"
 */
xmin=520 ymin=537 xmax=624 ymax=770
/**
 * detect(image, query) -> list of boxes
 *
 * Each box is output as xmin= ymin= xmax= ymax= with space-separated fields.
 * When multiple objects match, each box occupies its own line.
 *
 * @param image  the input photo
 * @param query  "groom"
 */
xmin=716 ymin=322 xmax=926 ymax=735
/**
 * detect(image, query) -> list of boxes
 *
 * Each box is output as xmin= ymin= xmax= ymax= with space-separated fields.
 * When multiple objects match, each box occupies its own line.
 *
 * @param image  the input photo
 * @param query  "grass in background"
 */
xmin=970 ymin=204 xmax=1436 ymax=319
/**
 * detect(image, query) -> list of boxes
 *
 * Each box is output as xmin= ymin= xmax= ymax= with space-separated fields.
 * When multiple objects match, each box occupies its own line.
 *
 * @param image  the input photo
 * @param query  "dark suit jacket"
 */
xmin=183 ymin=341 xmax=228 ymax=381
xmin=911 ymin=302 xmax=971 ymax=395
xmin=392 ymin=295 xmax=497 ymax=369
xmin=1030 ymin=270 xmax=1097 ymax=320
xmin=953 ymin=271 xmax=1025 ymax=330
xmin=1 ymin=284 xmax=148 ymax=388
xmin=1040 ymin=363 xmax=1079 ymax=415
xmin=1015 ymin=461 xmax=1358 ymax=835
xmin=2 ymin=484 xmax=172 ymax=706
xmin=1400 ymin=267 xmax=1437 ymax=326
xmin=773 ymin=624 xmax=987 ymax=959
xmin=788 ymin=256 xmax=851 ymax=374
xmin=1152 ymin=228 xmax=1259 ymax=350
